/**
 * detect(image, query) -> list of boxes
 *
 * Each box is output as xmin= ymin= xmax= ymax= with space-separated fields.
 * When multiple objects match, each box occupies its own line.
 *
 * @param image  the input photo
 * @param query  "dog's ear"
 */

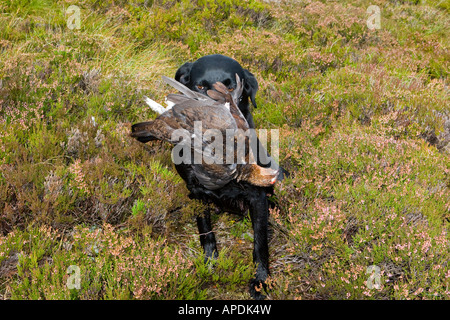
xmin=243 ymin=69 xmax=258 ymax=108
xmin=175 ymin=62 xmax=193 ymax=85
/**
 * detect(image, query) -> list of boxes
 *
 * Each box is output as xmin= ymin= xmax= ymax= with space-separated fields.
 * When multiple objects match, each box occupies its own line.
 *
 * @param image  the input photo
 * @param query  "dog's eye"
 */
xmin=197 ymin=85 xmax=204 ymax=90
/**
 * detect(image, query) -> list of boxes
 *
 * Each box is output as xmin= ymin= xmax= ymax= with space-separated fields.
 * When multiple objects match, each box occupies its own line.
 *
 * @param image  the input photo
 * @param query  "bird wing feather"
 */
xmin=162 ymin=76 xmax=214 ymax=102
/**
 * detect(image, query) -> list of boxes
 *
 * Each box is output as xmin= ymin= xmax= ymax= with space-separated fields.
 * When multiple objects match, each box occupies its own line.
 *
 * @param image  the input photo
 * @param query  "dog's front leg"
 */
xmin=248 ymin=190 xmax=270 ymax=300
xmin=197 ymin=209 xmax=218 ymax=263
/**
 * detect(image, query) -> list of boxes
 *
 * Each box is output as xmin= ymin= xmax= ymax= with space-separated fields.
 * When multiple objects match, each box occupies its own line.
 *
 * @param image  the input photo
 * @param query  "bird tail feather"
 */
xmin=130 ymin=121 xmax=158 ymax=143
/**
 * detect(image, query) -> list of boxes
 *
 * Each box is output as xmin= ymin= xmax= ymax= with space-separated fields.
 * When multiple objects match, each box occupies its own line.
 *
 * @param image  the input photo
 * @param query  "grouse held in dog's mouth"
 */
xmin=130 ymin=74 xmax=279 ymax=190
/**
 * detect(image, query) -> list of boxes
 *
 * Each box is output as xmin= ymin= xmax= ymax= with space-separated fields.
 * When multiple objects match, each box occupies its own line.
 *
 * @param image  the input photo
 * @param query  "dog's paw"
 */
xmin=249 ymin=278 xmax=268 ymax=300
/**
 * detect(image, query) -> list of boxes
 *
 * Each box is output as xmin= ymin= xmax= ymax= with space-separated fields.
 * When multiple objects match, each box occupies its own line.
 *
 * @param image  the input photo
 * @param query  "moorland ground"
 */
xmin=0 ymin=0 xmax=449 ymax=299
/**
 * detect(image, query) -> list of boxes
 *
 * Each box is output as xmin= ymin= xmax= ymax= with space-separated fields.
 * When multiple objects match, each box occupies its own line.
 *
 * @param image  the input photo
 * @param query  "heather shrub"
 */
xmin=271 ymin=122 xmax=449 ymax=299
xmin=0 ymin=224 xmax=204 ymax=299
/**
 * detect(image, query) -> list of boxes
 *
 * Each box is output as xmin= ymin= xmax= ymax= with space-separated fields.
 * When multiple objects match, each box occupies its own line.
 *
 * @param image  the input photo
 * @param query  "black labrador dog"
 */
xmin=176 ymin=54 xmax=259 ymax=128
xmin=174 ymin=54 xmax=274 ymax=299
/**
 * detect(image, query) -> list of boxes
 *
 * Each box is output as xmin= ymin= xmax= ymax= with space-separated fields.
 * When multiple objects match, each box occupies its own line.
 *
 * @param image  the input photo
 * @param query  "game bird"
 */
xmin=130 ymin=75 xmax=279 ymax=190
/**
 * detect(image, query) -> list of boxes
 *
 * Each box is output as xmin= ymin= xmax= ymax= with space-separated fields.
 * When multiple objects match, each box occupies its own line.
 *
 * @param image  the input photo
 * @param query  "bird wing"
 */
xmin=131 ymin=109 xmax=189 ymax=144
xmin=165 ymin=93 xmax=193 ymax=106
xmin=171 ymin=100 xmax=236 ymax=132
xmin=162 ymin=76 xmax=214 ymax=102
xmin=192 ymin=162 xmax=237 ymax=190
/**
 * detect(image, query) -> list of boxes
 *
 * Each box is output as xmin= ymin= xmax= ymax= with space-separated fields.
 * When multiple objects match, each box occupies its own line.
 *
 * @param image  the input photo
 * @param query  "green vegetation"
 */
xmin=0 ymin=0 xmax=448 ymax=299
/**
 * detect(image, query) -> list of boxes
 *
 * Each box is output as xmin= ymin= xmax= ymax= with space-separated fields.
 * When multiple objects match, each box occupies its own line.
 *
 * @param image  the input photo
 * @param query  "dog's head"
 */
xmin=175 ymin=54 xmax=258 ymax=110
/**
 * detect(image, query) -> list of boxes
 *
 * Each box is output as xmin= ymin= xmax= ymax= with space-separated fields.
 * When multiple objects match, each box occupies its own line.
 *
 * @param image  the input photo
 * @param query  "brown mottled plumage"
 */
xmin=131 ymin=74 xmax=279 ymax=190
